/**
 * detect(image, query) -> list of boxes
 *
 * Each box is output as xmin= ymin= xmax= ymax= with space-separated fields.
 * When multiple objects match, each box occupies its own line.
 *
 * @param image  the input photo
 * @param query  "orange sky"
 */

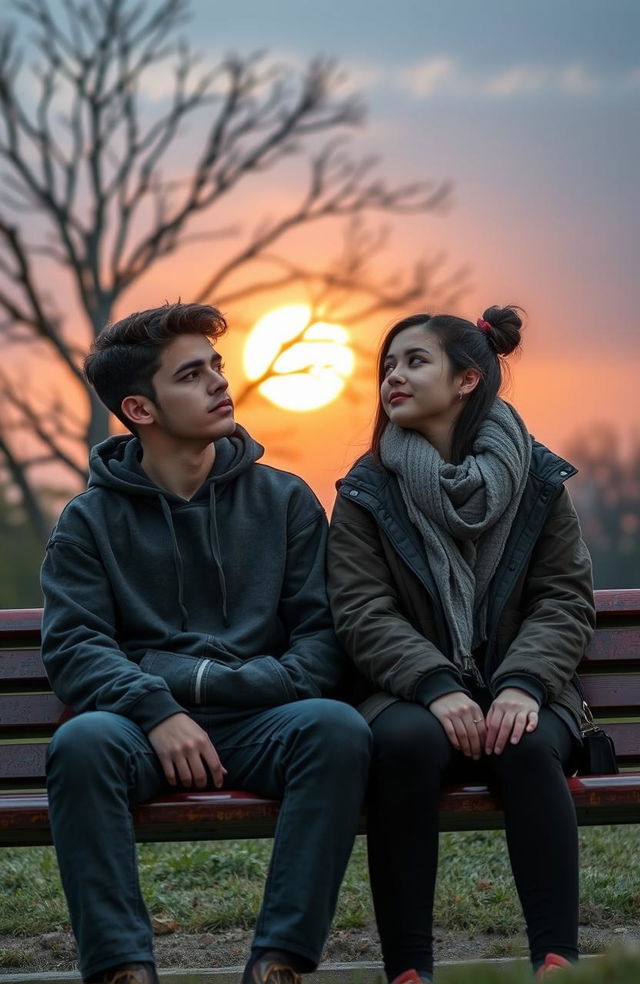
xmin=111 ymin=141 xmax=638 ymax=519
xmin=18 ymin=208 xmax=637 ymax=521
xmin=232 ymin=339 xmax=638 ymax=515
xmin=108 ymin=183 xmax=637 ymax=516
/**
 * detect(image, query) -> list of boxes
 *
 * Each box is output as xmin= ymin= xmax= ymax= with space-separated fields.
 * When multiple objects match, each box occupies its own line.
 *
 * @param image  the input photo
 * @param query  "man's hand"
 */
xmin=485 ymin=687 xmax=539 ymax=755
xmin=429 ymin=691 xmax=486 ymax=759
xmin=148 ymin=713 xmax=226 ymax=789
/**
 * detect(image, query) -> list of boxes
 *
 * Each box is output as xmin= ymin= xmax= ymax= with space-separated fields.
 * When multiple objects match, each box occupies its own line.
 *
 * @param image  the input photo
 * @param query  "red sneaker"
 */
xmin=536 ymin=953 xmax=572 ymax=979
xmin=390 ymin=971 xmax=432 ymax=984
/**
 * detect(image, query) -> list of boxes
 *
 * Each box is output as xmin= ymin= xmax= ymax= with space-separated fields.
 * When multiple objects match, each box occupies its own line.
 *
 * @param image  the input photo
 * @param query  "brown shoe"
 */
xmin=87 ymin=964 xmax=158 ymax=984
xmin=248 ymin=956 xmax=302 ymax=984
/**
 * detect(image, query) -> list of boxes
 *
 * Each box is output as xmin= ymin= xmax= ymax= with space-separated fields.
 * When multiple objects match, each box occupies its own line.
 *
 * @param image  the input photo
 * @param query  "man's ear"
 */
xmin=459 ymin=368 xmax=482 ymax=397
xmin=121 ymin=395 xmax=157 ymax=428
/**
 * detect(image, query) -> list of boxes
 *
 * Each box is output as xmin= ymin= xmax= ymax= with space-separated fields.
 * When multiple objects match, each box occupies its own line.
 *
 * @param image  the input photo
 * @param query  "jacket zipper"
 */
xmin=463 ymin=654 xmax=485 ymax=688
xmin=194 ymin=658 xmax=211 ymax=704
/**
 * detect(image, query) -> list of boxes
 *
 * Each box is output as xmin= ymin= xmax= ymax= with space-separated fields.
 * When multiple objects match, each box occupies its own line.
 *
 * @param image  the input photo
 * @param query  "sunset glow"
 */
xmin=243 ymin=305 xmax=355 ymax=412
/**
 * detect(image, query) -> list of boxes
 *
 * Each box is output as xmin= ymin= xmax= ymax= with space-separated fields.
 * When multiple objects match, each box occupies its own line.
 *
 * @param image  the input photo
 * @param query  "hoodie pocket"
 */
xmin=140 ymin=650 xmax=210 ymax=705
xmin=140 ymin=649 xmax=294 ymax=709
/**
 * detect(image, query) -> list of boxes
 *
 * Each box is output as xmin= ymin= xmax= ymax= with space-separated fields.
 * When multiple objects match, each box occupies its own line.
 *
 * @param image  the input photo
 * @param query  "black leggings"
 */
xmin=367 ymin=700 xmax=579 ymax=979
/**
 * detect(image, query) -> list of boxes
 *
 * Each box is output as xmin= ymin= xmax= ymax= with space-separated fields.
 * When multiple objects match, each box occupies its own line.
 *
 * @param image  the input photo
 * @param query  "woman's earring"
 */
xmin=458 ymin=392 xmax=463 ymax=401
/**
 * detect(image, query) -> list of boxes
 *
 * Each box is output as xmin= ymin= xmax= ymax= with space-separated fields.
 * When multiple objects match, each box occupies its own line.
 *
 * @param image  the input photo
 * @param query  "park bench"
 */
xmin=1 ymin=588 xmax=640 ymax=848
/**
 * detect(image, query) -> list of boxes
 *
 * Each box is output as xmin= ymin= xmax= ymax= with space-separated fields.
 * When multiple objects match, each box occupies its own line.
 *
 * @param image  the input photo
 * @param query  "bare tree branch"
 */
xmin=232 ymin=222 xmax=466 ymax=407
xmin=0 ymin=0 xmax=464 ymax=542
xmin=0 ymin=427 xmax=53 ymax=542
xmin=0 ymin=368 xmax=88 ymax=481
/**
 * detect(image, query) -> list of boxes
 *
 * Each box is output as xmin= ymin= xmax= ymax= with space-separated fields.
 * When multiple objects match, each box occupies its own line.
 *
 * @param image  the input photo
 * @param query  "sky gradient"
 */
xmin=24 ymin=0 xmax=640 ymax=512
xmin=184 ymin=0 xmax=639 ymax=508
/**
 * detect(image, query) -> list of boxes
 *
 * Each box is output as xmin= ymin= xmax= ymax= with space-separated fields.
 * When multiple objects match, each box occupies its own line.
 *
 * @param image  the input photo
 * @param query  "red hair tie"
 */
xmin=477 ymin=317 xmax=492 ymax=335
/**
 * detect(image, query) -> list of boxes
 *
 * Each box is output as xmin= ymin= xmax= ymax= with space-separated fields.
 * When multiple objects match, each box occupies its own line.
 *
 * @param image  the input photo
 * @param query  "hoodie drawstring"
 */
xmin=159 ymin=495 xmax=190 ymax=631
xmin=208 ymin=485 xmax=229 ymax=625
xmin=158 ymin=489 xmax=229 ymax=629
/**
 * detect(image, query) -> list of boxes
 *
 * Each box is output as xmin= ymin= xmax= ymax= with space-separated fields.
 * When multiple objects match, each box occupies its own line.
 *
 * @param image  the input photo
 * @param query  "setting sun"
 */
xmin=243 ymin=304 xmax=355 ymax=411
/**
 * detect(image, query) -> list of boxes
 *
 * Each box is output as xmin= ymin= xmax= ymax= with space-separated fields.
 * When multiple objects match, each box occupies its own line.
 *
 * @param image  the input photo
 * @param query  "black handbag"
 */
xmin=575 ymin=701 xmax=618 ymax=776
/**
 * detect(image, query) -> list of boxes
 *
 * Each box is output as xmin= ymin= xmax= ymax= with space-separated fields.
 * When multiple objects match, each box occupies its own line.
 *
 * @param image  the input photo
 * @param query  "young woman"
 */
xmin=328 ymin=307 xmax=595 ymax=983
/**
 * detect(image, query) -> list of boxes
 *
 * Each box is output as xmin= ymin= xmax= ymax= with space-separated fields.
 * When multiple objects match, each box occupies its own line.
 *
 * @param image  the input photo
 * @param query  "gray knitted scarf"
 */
xmin=380 ymin=399 xmax=532 ymax=674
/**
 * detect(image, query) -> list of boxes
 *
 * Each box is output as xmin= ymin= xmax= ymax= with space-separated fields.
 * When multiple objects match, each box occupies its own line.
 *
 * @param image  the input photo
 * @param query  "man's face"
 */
xmin=148 ymin=333 xmax=235 ymax=443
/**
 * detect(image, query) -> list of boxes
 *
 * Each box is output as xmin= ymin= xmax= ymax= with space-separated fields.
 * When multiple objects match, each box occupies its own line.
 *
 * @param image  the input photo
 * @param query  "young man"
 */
xmin=41 ymin=302 xmax=371 ymax=984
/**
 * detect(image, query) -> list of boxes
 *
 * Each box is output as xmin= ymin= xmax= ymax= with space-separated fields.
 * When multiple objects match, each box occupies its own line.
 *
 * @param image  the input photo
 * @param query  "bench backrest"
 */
xmin=2 ymin=590 xmax=640 ymax=790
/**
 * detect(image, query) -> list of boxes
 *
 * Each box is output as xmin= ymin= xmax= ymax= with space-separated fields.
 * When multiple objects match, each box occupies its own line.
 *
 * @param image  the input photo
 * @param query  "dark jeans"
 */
xmin=46 ymin=699 xmax=371 ymax=981
xmin=367 ymin=700 xmax=579 ymax=980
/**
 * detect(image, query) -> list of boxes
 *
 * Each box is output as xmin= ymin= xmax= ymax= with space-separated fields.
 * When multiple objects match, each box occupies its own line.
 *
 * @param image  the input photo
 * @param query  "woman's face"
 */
xmin=380 ymin=324 xmax=463 ymax=436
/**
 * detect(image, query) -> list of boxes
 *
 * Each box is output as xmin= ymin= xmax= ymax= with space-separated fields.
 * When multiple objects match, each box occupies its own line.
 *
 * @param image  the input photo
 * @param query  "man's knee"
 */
xmin=293 ymin=698 xmax=372 ymax=764
xmin=47 ymin=711 xmax=141 ymax=774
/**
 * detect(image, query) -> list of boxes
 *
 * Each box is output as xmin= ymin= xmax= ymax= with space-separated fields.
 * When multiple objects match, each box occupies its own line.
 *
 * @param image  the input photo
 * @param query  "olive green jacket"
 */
xmin=328 ymin=440 xmax=595 ymax=732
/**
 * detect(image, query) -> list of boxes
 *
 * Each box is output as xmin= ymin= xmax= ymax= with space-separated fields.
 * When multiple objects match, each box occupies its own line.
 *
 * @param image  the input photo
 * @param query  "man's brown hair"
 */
xmin=84 ymin=302 xmax=227 ymax=432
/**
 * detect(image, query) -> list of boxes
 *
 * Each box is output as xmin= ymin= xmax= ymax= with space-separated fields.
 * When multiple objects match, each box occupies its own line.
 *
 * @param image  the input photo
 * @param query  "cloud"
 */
xmin=133 ymin=50 xmax=640 ymax=108
xmin=134 ymin=48 xmax=640 ymax=106
xmin=485 ymin=65 xmax=551 ymax=96
xmin=389 ymin=57 xmax=639 ymax=101
xmin=557 ymin=64 xmax=601 ymax=95
xmin=395 ymin=57 xmax=457 ymax=97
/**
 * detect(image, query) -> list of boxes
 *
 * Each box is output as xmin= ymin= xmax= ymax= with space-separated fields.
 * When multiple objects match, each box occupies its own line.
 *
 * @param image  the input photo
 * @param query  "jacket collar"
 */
xmin=337 ymin=438 xmax=577 ymax=498
xmin=528 ymin=439 xmax=577 ymax=485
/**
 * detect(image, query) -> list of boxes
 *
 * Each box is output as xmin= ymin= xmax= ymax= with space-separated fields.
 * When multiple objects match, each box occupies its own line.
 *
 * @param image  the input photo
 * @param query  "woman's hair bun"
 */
xmin=480 ymin=305 xmax=523 ymax=356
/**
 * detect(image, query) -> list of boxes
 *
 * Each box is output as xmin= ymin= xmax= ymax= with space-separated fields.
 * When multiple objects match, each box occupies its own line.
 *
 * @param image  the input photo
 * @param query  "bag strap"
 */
xmin=581 ymin=699 xmax=600 ymax=735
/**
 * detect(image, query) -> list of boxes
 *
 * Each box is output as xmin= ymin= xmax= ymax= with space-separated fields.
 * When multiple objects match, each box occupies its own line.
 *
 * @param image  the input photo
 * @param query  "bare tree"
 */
xmin=567 ymin=425 xmax=640 ymax=589
xmin=0 ymin=0 xmax=460 ymax=540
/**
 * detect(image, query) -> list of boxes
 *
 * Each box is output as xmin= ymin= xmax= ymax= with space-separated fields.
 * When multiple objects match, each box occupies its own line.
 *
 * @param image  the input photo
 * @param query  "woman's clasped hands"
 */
xmin=429 ymin=687 xmax=540 ymax=759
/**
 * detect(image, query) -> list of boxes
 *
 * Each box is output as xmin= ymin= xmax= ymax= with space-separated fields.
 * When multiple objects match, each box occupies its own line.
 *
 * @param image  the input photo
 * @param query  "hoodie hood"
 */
xmin=85 ymin=425 xmax=264 ymax=629
xmin=88 ymin=424 xmax=264 ymax=499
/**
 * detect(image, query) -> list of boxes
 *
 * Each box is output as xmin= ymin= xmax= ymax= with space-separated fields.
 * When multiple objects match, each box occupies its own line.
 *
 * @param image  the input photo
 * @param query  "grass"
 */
xmin=435 ymin=950 xmax=640 ymax=983
xmin=0 ymin=947 xmax=36 ymax=968
xmin=1 ymin=826 xmax=640 ymax=942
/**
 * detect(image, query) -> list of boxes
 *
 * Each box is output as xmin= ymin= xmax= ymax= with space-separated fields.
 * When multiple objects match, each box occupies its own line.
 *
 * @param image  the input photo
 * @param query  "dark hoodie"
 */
xmin=41 ymin=426 xmax=346 ymax=733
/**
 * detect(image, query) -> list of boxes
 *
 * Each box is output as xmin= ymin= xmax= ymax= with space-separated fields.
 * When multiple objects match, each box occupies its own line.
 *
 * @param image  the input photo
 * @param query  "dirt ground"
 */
xmin=2 ymin=921 xmax=640 ymax=977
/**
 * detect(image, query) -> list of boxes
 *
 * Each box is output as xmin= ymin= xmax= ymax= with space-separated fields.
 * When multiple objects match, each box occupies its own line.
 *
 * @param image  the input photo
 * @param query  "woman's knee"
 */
xmin=371 ymin=701 xmax=450 ymax=774
xmin=492 ymin=725 xmax=564 ymax=778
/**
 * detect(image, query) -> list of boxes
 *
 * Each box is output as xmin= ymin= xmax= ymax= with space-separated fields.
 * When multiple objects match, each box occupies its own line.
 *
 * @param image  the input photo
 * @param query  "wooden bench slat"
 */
xmin=0 ymin=632 xmax=637 ymax=698
xmin=3 ymin=686 xmax=638 ymax=753
xmin=0 ymin=693 xmax=71 ymax=731
xmin=580 ymin=674 xmax=640 ymax=709
xmin=4 ymin=722 xmax=638 ymax=787
xmin=0 ymin=589 xmax=637 ymax=638
xmin=0 ymin=742 xmax=48 ymax=782
xmin=0 ymin=649 xmax=49 ymax=685
xmin=583 ymin=628 xmax=640 ymax=664
xmin=592 ymin=589 xmax=640 ymax=617
xmin=0 ymin=609 xmax=42 ymax=643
